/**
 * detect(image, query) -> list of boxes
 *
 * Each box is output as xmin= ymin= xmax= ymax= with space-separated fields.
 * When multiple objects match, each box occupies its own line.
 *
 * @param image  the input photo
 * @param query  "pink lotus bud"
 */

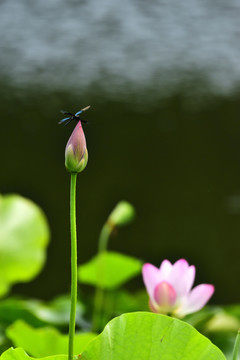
xmin=65 ymin=121 xmax=88 ymax=173
xmin=142 ymin=259 xmax=214 ymax=317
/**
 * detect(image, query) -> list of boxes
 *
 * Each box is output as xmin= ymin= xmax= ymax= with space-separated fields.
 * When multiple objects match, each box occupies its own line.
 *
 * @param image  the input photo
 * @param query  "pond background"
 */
xmin=0 ymin=0 xmax=240 ymax=303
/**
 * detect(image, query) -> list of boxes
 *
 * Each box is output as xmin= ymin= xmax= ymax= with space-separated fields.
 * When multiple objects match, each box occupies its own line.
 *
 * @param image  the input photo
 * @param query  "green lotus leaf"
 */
xmin=78 ymin=251 xmax=142 ymax=289
xmin=0 ymin=348 xmax=67 ymax=360
xmin=0 ymin=295 xmax=84 ymax=327
xmin=0 ymin=194 xmax=50 ymax=296
xmin=81 ymin=312 xmax=225 ymax=360
xmin=2 ymin=313 xmax=226 ymax=360
xmin=6 ymin=320 xmax=97 ymax=357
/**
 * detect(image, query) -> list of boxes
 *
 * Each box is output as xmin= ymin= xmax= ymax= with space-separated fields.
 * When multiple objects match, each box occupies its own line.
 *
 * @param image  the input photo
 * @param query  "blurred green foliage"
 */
xmin=78 ymin=251 xmax=142 ymax=289
xmin=0 ymin=194 xmax=49 ymax=297
xmin=1 ymin=314 xmax=226 ymax=360
xmin=6 ymin=320 xmax=96 ymax=357
xmin=0 ymin=195 xmax=239 ymax=358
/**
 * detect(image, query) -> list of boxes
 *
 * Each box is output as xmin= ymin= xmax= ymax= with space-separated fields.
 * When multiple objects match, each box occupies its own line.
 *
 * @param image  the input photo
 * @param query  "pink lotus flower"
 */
xmin=142 ymin=259 xmax=214 ymax=317
xmin=65 ymin=121 xmax=88 ymax=173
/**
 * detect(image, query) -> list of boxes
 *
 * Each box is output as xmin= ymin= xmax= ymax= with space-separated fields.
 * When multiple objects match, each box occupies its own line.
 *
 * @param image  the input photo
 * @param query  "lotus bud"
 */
xmin=108 ymin=201 xmax=136 ymax=227
xmin=65 ymin=121 xmax=88 ymax=173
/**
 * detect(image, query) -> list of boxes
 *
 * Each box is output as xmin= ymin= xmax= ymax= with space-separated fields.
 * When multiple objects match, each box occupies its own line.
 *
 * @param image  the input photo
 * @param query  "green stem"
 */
xmin=98 ymin=222 xmax=112 ymax=253
xmin=68 ymin=173 xmax=78 ymax=360
xmin=232 ymin=329 xmax=240 ymax=360
xmin=92 ymin=223 xmax=112 ymax=331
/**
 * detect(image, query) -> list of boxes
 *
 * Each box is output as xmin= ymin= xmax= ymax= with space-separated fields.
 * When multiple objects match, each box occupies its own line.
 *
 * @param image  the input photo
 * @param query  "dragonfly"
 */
xmin=58 ymin=105 xmax=90 ymax=126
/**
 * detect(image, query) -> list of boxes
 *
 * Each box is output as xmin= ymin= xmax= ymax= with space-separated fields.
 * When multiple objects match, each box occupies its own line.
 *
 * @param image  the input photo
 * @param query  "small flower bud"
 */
xmin=108 ymin=201 xmax=136 ymax=227
xmin=65 ymin=121 xmax=88 ymax=173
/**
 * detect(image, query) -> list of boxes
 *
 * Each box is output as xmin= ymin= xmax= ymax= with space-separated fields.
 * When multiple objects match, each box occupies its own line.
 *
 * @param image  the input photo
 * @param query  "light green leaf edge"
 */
xmin=81 ymin=312 xmax=226 ymax=360
xmin=1 ymin=313 xmax=226 ymax=360
xmin=0 ymin=348 xmax=67 ymax=360
xmin=78 ymin=251 xmax=142 ymax=289
xmin=6 ymin=320 xmax=97 ymax=357
xmin=0 ymin=194 xmax=50 ymax=297
xmin=0 ymin=295 xmax=84 ymax=327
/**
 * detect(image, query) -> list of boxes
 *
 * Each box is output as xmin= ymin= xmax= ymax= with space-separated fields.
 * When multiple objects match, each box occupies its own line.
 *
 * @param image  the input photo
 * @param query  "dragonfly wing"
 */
xmin=58 ymin=117 xmax=71 ymax=124
xmin=63 ymin=118 xmax=73 ymax=126
xmin=60 ymin=110 xmax=73 ymax=115
xmin=75 ymin=110 xmax=83 ymax=116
